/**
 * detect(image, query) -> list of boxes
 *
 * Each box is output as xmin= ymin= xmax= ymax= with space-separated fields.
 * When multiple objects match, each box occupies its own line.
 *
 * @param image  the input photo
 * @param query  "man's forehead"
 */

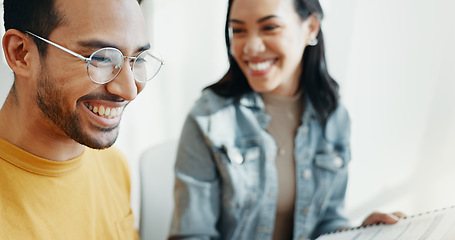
xmin=53 ymin=0 xmax=148 ymax=53
xmin=55 ymin=0 xmax=144 ymax=31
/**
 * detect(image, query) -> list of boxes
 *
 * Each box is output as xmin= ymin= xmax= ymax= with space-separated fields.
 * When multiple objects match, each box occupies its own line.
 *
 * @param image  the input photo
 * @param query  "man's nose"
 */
xmin=105 ymin=59 xmax=144 ymax=101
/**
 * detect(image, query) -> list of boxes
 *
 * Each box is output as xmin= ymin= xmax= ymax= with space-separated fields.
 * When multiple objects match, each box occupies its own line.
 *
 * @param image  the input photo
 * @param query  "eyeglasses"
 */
xmin=26 ymin=31 xmax=164 ymax=84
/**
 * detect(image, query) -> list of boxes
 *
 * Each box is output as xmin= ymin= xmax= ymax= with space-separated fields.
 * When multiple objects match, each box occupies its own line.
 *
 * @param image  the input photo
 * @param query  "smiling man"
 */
xmin=0 ymin=0 xmax=163 ymax=239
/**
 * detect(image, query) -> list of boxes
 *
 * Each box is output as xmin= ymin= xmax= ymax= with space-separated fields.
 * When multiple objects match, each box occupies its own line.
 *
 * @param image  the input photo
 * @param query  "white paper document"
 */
xmin=316 ymin=206 xmax=455 ymax=240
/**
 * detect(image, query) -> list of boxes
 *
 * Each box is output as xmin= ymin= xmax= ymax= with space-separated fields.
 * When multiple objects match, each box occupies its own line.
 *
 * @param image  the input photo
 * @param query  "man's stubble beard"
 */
xmin=35 ymin=67 xmax=119 ymax=149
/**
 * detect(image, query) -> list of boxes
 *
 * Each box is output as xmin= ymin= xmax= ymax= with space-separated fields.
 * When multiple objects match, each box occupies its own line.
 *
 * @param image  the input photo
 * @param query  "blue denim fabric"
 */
xmin=170 ymin=90 xmax=351 ymax=240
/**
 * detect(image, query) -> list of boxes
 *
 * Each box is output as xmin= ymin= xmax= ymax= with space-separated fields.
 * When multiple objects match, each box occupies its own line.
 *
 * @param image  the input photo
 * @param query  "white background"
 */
xmin=1 ymin=0 xmax=455 ymax=228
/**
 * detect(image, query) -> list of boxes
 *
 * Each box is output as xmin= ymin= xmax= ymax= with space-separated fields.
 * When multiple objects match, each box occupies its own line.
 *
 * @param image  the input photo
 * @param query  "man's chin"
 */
xmin=71 ymin=128 xmax=119 ymax=150
xmin=78 ymin=137 xmax=117 ymax=150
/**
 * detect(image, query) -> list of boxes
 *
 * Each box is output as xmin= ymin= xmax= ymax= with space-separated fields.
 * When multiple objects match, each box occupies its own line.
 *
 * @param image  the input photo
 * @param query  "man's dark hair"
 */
xmin=3 ymin=0 xmax=143 ymax=57
xmin=3 ymin=0 xmax=62 ymax=56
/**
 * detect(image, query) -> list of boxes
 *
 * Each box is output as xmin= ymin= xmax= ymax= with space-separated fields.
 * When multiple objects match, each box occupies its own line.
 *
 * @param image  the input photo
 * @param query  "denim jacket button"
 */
xmin=302 ymin=169 xmax=312 ymax=179
xmin=229 ymin=148 xmax=244 ymax=164
xmin=302 ymin=207 xmax=310 ymax=215
xmin=301 ymin=126 xmax=309 ymax=134
xmin=334 ymin=156 xmax=343 ymax=168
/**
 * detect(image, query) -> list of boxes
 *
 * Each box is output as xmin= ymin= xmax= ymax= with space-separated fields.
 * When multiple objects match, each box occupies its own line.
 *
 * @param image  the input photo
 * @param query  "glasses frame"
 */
xmin=25 ymin=31 xmax=164 ymax=84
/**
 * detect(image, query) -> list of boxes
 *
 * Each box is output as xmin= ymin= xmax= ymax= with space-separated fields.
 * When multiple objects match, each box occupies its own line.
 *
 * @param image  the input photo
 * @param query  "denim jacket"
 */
xmin=170 ymin=90 xmax=351 ymax=240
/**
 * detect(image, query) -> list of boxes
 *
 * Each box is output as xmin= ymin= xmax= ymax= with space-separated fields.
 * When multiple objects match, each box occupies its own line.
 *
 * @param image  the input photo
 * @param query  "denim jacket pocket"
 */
xmin=313 ymin=151 xmax=346 ymax=212
xmin=221 ymin=145 xmax=260 ymax=165
xmin=314 ymin=151 xmax=345 ymax=172
xmin=213 ymin=136 xmax=262 ymax=165
xmin=213 ymin=141 xmax=262 ymax=210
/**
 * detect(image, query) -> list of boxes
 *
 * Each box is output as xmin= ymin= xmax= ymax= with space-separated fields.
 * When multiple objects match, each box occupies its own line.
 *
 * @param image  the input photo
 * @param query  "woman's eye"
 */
xmin=231 ymin=28 xmax=245 ymax=34
xmin=263 ymin=25 xmax=279 ymax=31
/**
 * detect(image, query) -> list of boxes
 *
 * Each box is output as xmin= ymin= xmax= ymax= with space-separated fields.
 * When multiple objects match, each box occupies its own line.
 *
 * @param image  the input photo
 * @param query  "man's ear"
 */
xmin=2 ymin=29 xmax=38 ymax=78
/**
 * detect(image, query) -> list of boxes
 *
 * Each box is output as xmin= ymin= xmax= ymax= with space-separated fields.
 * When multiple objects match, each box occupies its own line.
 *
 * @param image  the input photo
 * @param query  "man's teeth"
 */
xmin=86 ymin=104 xmax=123 ymax=119
xmin=248 ymin=60 xmax=273 ymax=71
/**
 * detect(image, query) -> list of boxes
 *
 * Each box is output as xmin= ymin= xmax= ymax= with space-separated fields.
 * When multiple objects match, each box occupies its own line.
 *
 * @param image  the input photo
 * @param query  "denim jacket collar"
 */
xmin=239 ymin=91 xmax=318 ymax=129
xmin=238 ymin=91 xmax=265 ymax=109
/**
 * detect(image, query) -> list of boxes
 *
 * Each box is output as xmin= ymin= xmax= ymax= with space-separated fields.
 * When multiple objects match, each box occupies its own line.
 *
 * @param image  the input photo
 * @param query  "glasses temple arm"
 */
xmin=151 ymin=54 xmax=165 ymax=65
xmin=25 ymin=31 xmax=90 ymax=62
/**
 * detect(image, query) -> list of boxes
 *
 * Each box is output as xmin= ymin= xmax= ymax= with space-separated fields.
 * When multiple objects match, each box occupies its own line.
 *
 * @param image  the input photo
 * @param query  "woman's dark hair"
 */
xmin=206 ymin=0 xmax=339 ymax=127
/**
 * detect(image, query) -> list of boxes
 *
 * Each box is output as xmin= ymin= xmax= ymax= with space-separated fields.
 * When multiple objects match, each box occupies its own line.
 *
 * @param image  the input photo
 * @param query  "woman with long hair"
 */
xmin=169 ymin=0 xmax=402 ymax=239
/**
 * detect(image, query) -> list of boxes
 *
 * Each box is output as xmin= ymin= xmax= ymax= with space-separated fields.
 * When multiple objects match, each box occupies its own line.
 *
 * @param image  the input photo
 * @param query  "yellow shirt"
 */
xmin=0 ymin=138 xmax=139 ymax=240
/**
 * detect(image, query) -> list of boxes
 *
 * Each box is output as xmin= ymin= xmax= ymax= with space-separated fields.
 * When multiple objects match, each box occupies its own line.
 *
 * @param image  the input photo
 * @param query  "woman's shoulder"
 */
xmin=188 ymin=89 xmax=237 ymax=116
xmin=325 ymin=102 xmax=351 ymax=142
xmin=331 ymin=102 xmax=350 ymax=121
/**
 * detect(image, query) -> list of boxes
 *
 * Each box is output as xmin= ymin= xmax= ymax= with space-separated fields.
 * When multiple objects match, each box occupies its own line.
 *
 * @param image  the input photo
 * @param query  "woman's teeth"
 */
xmin=86 ymin=103 xmax=123 ymax=119
xmin=248 ymin=60 xmax=273 ymax=71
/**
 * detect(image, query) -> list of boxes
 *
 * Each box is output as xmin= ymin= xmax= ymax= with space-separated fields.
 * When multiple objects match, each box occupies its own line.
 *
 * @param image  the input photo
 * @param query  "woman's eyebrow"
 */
xmin=257 ymin=15 xmax=279 ymax=23
xmin=229 ymin=15 xmax=279 ymax=24
xmin=229 ymin=19 xmax=245 ymax=24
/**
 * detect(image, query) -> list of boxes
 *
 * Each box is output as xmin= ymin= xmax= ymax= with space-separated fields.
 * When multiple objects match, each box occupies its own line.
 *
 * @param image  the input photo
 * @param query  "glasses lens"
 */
xmin=133 ymin=50 xmax=163 ymax=82
xmin=88 ymin=48 xmax=123 ymax=84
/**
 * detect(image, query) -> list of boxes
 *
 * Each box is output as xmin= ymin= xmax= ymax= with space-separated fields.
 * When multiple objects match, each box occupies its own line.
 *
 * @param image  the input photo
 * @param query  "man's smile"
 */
xmin=84 ymin=103 xmax=124 ymax=119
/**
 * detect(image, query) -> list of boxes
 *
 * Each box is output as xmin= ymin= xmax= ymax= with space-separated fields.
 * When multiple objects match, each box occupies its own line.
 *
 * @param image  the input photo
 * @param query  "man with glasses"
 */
xmin=0 ymin=0 xmax=163 ymax=239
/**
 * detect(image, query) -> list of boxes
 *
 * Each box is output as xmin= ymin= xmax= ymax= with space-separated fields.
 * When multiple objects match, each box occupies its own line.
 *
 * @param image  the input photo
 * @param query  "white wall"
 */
xmin=0 ymin=62 xmax=13 ymax=109
xmin=115 ymin=0 xmax=229 ymax=224
xmin=0 ymin=5 xmax=14 ymax=108
xmin=340 ymin=0 xmax=455 ymax=224
xmin=2 ymin=0 xmax=455 ymax=230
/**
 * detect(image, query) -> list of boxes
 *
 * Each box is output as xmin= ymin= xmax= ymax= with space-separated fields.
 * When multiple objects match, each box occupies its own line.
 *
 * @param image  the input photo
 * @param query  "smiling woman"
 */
xmin=137 ymin=0 xmax=455 ymax=239
xmin=227 ymin=0 xmax=318 ymax=97
xmin=166 ymin=0 xmax=399 ymax=239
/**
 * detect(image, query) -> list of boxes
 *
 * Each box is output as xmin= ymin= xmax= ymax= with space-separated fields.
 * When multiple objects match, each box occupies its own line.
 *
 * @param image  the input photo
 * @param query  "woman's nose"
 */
xmin=243 ymin=36 xmax=265 ymax=55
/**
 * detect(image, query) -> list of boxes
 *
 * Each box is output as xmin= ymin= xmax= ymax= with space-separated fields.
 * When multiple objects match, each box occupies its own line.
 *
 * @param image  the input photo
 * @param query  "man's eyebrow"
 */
xmin=137 ymin=43 xmax=151 ymax=53
xmin=229 ymin=15 xmax=279 ymax=24
xmin=77 ymin=40 xmax=151 ymax=53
